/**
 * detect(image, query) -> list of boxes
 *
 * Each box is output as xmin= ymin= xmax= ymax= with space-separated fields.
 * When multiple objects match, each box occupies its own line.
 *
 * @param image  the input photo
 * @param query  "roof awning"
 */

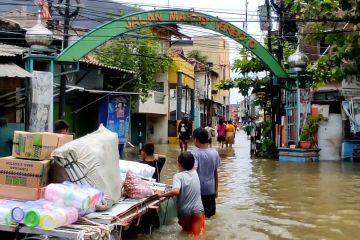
xmin=0 ymin=63 xmax=31 ymax=78
xmin=53 ymin=84 xmax=142 ymax=97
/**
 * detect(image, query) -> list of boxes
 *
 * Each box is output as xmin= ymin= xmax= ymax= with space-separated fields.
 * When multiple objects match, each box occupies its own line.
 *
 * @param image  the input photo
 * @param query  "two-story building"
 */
xmin=174 ymin=36 xmax=231 ymax=122
xmin=167 ymin=48 xmax=195 ymax=144
xmin=189 ymin=59 xmax=218 ymax=128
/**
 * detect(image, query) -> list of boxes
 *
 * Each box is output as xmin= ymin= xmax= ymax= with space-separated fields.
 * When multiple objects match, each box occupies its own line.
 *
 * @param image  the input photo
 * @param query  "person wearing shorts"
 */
xmin=216 ymin=118 xmax=226 ymax=148
xmin=178 ymin=117 xmax=192 ymax=152
xmin=192 ymin=128 xmax=220 ymax=218
xmin=157 ymin=152 xmax=205 ymax=237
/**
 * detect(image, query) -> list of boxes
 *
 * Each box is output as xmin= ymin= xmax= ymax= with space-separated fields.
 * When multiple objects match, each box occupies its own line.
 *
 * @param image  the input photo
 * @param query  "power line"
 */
xmin=0 ymin=1 xmax=358 ymax=23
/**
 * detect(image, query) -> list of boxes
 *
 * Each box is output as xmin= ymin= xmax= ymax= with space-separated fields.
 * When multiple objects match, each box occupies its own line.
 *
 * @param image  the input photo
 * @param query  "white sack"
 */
xmin=119 ymin=160 xmax=155 ymax=179
xmin=51 ymin=124 xmax=122 ymax=211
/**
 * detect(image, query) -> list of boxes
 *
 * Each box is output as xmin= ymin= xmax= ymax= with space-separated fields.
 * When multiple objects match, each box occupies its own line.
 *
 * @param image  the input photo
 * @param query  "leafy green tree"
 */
xmin=96 ymin=29 xmax=172 ymax=97
xmin=287 ymin=0 xmax=360 ymax=85
xmin=186 ymin=50 xmax=208 ymax=63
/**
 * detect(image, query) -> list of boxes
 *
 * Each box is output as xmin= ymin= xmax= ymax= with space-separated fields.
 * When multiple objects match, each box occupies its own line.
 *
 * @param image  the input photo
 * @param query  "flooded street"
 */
xmin=124 ymin=131 xmax=360 ymax=240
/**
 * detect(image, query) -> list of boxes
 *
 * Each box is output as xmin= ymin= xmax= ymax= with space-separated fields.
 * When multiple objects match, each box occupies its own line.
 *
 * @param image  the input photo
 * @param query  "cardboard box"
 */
xmin=12 ymin=131 xmax=73 ymax=160
xmin=0 ymin=156 xmax=50 ymax=188
xmin=0 ymin=184 xmax=45 ymax=200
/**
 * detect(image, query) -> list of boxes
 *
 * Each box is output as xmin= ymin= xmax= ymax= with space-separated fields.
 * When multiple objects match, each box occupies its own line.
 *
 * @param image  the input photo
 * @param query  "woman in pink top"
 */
xmin=216 ymin=119 xmax=227 ymax=148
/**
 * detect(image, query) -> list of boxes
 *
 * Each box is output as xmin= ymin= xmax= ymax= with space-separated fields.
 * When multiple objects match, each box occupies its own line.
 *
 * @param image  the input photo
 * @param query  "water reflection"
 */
xmin=124 ymin=132 xmax=360 ymax=239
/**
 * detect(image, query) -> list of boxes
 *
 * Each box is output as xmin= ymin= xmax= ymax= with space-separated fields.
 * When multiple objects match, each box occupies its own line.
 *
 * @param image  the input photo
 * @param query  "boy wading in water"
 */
xmin=157 ymin=152 xmax=205 ymax=237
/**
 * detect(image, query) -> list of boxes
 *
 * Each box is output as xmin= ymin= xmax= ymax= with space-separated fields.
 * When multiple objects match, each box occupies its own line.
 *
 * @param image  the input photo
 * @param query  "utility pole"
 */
xmin=271 ymin=0 xmax=284 ymax=64
xmin=271 ymin=0 xmax=285 ymax=148
xmin=265 ymin=0 xmax=275 ymax=144
xmin=58 ymin=0 xmax=70 ymax=120
xmin=244 ymin=0 xmax=248 ymax=32
xmin=57 ymin=0 xmax=80 ymax=120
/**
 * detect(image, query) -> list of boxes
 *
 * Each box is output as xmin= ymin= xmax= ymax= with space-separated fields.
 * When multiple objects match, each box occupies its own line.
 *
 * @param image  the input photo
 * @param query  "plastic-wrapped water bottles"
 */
xmin=59 ymin=206 xmax=79 ymax=225
xmin=0 ymin=199 xmax=27 ymax=223
xmin=24 ymin=207 xmax=62 ymax=229
xmin=24 ymin=206 xmax=78 ymax=230
xmin=62 ymin=182 xmax=104 ymax=208
xmin=45 ymin=183 xmax=90 ymax=210
xmin=11 ymin=199 xmax=52 ymax=223
xmin=0 ymin=205 xmax=14 ymax=225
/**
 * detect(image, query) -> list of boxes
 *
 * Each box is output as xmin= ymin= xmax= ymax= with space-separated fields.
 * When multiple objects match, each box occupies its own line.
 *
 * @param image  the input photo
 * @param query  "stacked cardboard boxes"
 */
xmin=0 ymin=131 xmax=73 ymax=200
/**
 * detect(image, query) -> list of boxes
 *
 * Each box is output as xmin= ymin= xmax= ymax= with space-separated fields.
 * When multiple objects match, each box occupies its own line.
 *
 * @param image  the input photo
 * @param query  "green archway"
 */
xmin=56 ymin=9 xmax=288 ymax=78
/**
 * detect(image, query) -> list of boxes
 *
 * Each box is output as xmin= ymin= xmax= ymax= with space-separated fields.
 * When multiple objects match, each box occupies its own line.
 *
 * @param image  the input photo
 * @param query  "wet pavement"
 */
xmin=124 ymin=131 xmax=360 ymax=240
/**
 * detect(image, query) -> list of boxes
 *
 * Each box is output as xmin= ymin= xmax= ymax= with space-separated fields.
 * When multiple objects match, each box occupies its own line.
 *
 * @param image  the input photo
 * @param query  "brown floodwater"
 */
xmin=124 ymin=132 xmax=360 ymax=240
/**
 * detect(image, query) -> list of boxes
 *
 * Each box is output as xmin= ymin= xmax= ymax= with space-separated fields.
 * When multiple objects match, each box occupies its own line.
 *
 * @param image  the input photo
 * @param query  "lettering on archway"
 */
xmin=56 ymin=9 xmax=287 ymax=78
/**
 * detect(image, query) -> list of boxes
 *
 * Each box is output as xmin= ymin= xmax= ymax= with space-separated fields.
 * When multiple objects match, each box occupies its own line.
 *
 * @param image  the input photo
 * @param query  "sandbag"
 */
xmin=51 ymin=124 xmax=122 ymax=211
xmin=119 ymin=160 xmax=155 ymax=179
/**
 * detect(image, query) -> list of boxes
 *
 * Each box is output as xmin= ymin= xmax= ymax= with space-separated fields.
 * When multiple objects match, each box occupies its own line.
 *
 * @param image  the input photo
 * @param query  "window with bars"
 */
xmin=152 ymin=82 xmax=164 ymax=92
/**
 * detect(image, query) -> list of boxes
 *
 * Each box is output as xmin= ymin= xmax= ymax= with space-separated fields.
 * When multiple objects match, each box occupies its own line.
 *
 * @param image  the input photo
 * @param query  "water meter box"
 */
xmin=0 ymin=157 xmax=50 ymax=188
xmin=12 ymin=131 xmax=73 ymax=160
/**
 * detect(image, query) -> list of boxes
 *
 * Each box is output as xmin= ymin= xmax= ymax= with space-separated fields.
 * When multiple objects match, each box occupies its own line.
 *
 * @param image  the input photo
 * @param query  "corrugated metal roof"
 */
xmin=79 ymin=59 xmax=134 ymax=74
xmin=0 ymin=43 xmax=25 ymax=57
xmin=0 ymin=62 xmax=31 ymax=78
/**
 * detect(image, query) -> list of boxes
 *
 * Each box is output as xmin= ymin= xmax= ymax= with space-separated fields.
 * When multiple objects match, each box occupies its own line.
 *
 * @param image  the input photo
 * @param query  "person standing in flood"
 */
xmin=192 ymin=128 xmax=220 ymax=218
xmin=178 ymin=116 xmax=192 ymax=152
xmin=216 ymin=118 xmax=226 ymax=148
xmin=244 ymin=121 xmax=252 ymax=140
xmin=204 ymin=122 xmax=215 ymax=148
xmin=225 ymin=120 xmax=235 ymax=147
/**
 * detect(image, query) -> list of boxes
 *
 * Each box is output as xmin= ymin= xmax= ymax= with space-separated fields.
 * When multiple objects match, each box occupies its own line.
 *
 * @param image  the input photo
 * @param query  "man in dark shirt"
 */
xmin=178 ymin=116 xmax=192 ymax=152
xmin=139 ymin=143 xmax=166 ymax=182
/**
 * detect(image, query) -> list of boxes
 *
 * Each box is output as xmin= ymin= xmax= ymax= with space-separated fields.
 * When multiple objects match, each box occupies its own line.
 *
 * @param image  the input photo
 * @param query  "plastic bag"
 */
xmin=123 ymin=170 xmax=154 ymax=199
xmin=119 ymin=160 xmax=155 ymax=179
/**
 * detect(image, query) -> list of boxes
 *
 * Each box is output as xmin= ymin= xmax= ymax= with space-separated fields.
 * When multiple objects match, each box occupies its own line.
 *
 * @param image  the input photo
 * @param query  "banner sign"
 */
xmin=29 ymin=71 xmax=53 ymax=132
xmin=99 ymin=95 xmax=131 ymax=144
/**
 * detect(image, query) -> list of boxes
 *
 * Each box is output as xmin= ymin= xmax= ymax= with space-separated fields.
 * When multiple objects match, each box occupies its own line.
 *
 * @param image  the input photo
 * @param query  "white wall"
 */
xmin=318 ymin=114 xmax=342 ymax=160
xmin=137 ymin=91 xmax=168 ymax=114
xmin=136 ymin=73 xmax=168 ymax=115
xmin=146 ymin=114 xmax=168 ymax=144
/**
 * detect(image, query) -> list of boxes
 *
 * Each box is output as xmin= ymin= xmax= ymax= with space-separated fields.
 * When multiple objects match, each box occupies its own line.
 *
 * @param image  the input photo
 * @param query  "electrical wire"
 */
xmin=0 ymin=1 xmax=355 ymax=59
xmin=0 ymin=1 xmax=358 ymax=24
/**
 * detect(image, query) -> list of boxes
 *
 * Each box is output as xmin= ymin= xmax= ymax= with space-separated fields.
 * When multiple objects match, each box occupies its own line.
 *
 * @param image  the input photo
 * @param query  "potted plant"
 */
xmin=299 ymin=125 xmax=313 ymax=148
xmin=299 ymin=114 xmax=326 ymax=149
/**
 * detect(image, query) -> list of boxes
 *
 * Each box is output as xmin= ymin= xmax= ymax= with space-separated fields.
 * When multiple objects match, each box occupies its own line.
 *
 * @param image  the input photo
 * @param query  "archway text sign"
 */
xmin=56 ymin=9 xmax=288 ymax=78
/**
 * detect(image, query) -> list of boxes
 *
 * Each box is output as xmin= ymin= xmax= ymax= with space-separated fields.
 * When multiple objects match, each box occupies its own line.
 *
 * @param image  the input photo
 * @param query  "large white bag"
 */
xmin=51 ymin=125 xmax=122 ymax=211
xmin=119 ymin=160 xmax=155 ymax=179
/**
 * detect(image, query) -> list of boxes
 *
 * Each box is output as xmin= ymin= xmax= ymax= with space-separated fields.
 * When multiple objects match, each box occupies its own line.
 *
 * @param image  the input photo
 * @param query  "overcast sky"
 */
xmin=116 ymin=0 xmax=266 ymax=103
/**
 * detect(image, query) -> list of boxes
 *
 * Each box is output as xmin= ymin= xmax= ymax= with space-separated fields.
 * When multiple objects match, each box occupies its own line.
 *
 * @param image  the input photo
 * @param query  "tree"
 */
xmin=287 ymin=0 xmax=360 ymax=86
xmin=218 ymin=42 xmax=295 ymax=97
xmin=95 ymin=29 xmax=173 ymax=97
xmin=186 ymin=50 xmax=208 ymax=63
